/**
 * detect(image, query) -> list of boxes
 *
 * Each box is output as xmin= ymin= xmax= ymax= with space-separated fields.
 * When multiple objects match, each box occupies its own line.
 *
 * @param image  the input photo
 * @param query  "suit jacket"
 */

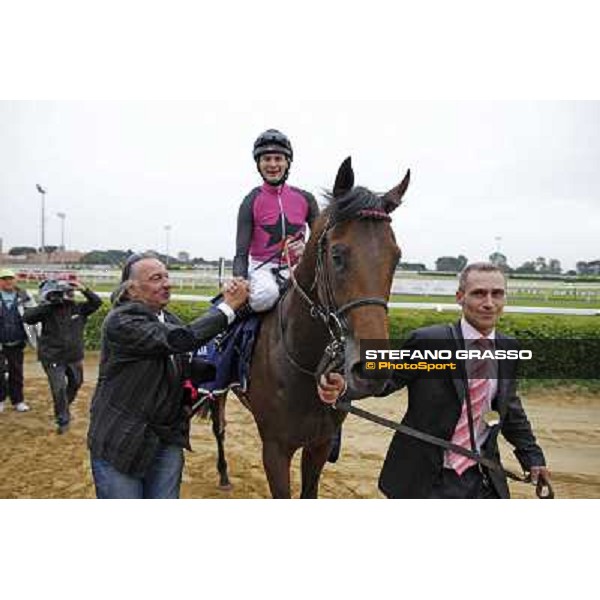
xmin=378 ymin=321 xmax=546 ymax=499
xmin=87 ymin=301 xmax=228 ymax=477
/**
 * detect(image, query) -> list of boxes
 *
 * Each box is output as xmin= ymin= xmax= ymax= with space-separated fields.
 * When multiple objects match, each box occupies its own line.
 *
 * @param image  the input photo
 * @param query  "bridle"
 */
xmin=279 ymin=210 xmax=391 ymax=379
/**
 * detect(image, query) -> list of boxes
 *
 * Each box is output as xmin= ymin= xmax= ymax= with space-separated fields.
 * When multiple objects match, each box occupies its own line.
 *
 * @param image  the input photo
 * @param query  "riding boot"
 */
xmin=275 ymin=272 xmax=291 ymax=296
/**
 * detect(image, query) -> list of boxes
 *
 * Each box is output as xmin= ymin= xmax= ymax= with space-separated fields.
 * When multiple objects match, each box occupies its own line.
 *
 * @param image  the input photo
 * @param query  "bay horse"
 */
xmin=213 ymin=157 xmax=410 ymax=498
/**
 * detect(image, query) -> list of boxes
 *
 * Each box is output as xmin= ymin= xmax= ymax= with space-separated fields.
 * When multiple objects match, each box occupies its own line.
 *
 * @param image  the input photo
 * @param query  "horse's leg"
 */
xmin=210 ymin=394 xmax=232 ymax=490
xmin=300 ymin=438 xmax=333 ymax=499
xmin=262 ymin=440 xmax=294 ymax=499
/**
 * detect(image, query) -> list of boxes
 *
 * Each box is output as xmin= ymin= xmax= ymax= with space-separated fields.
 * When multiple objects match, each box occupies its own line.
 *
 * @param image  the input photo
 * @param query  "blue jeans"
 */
xmin=91 ymin=444 xmax=184 ymax=499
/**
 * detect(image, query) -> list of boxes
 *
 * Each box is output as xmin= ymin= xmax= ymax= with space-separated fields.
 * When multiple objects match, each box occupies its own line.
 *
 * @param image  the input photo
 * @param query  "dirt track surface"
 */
xmin=1 ymin=351 xmax=599 ymax=499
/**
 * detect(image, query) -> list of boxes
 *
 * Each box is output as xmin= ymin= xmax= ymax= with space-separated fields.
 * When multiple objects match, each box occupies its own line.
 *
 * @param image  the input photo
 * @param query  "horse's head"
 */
xmin=305 ymin=157 xmax=410 ymax=398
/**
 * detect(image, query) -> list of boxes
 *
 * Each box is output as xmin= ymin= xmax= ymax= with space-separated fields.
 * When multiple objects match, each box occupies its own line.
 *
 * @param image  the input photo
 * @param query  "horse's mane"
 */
xmin=322 ymin=186 xmax=387 ymax=223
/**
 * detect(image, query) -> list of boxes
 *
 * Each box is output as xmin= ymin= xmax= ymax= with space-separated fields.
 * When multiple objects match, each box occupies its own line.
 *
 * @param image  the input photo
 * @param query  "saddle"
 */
xmin=186 ymin=312 xmax=261 ymax=416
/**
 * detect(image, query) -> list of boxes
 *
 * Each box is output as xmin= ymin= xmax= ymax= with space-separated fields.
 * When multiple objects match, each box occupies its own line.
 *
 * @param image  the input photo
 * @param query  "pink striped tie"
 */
xmin=447 ymin=338 xmax=493 ymax=475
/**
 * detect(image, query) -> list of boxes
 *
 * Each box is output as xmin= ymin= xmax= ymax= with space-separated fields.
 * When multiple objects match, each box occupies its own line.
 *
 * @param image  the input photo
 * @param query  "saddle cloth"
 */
xmin=190 ymin=313 xmax=261 ymax=404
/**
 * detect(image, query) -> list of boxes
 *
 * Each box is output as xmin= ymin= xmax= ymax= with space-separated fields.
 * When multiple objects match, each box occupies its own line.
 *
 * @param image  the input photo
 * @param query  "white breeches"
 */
xmin=248 ymin=260 xmax=290 ymax=312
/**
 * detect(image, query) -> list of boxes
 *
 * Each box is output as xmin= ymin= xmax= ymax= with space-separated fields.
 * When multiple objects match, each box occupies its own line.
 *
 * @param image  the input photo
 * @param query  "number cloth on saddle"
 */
xmin=191 ymin=314 xmax=261 ymax=397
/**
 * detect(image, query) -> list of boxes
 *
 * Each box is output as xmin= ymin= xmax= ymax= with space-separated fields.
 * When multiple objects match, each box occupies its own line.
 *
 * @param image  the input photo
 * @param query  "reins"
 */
xmin=334 ymin=400 xmax=554 ymax=499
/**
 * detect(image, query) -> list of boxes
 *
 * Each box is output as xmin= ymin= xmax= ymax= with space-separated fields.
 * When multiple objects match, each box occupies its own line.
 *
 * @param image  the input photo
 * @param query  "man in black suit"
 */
xmin=317 ymin=262 xmax=551 ymax=499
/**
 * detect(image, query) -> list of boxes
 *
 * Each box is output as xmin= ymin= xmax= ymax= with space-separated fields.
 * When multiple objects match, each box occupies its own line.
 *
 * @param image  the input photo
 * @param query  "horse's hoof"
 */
xmin=219 ymin=482 xmax=233 ymax=492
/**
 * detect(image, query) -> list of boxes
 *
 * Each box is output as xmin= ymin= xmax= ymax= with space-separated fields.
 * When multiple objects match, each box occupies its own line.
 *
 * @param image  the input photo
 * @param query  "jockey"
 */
xmin=233 ymin=129 xmax=319 ymax=312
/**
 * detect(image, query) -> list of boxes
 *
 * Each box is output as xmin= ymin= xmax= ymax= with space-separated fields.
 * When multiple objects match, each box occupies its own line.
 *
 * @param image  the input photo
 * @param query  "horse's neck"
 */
xmin=281 ymin=271 xmax=330 ymax=361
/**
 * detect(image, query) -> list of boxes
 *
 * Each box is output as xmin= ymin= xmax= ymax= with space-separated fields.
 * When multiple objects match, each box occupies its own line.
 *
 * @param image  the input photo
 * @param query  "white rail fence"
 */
xmin=12 ymin=264 xmax=600 ymax=307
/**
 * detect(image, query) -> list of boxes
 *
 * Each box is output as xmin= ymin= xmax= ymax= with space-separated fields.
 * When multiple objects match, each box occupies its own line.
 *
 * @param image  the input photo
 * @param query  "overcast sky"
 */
xmin=1 ymin=100 xmax=598 ymax=270
xmin=3 ymin=0 xmax=598 ymax=579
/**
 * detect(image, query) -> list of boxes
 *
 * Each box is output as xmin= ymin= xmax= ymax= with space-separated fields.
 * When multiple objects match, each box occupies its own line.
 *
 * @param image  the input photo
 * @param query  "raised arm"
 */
xmin=22 ymin=302 xmax=53 ymax=324
xmin=106 ymin=309 xmax=228 ymax=357
xmin=76 ymin=284 xmax=103 ymax=316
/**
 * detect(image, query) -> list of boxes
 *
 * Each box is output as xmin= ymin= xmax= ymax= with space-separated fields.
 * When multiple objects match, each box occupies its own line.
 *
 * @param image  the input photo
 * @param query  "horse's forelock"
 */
xmin=322 ymin=186 xmax=385 ymax=224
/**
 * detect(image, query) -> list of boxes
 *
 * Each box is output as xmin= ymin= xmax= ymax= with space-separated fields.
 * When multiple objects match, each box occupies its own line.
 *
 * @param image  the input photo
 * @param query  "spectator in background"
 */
xmin=0 ymin=269 xmax=38 ymax=414
xmin=23 ymin=279 xmax=102 ymax=433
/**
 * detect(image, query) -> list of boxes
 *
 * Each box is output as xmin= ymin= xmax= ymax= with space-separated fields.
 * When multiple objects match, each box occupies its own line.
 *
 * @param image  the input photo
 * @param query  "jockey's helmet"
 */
xmin=253 ymin=129 xmax=293 ymax=162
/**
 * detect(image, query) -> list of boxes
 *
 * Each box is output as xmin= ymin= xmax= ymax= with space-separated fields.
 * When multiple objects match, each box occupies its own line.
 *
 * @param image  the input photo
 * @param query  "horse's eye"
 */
xmin=331 ymin=246 xmax=346 ymax=272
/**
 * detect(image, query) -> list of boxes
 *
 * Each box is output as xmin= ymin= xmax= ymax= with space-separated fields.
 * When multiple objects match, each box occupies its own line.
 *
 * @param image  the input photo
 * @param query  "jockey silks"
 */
xmin=233 ymin=182 xmax=319 ymax=278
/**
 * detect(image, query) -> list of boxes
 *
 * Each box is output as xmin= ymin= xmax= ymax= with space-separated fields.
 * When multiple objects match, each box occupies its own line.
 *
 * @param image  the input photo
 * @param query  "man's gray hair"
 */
xmin=120 ymin=251 xmax=161 ymax=283
xmin=458 ymin=262 xmax=506 ymax=291
xmin=112 ymin=252 xmax=162 ymax=305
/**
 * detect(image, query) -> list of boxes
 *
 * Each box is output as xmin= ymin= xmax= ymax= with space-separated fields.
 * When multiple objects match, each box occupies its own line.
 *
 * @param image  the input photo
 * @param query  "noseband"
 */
xmin=280 ymin=210 xmax=391 ymax=379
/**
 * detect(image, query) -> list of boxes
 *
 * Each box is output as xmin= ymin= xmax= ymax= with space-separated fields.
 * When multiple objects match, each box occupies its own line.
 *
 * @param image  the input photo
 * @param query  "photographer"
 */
xmin=23 ymin=279 xmax=102 ymax=434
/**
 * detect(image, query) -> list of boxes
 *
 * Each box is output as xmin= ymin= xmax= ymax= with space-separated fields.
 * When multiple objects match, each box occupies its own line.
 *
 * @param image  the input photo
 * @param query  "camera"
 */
xmin=39 ymin=279 xmax=75 ymax=304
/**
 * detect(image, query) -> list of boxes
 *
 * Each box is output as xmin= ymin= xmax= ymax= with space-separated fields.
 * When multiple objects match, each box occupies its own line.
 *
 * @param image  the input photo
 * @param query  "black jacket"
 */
xmin=378 ymin=322 xmax=546 ymax=499
xmin=87 ymin=300 xmax=229 ymax=477
xmin=0 ymin=288 xmax=32 ymax=345
xmin=23 ymin=288 xmax=102 ymax=363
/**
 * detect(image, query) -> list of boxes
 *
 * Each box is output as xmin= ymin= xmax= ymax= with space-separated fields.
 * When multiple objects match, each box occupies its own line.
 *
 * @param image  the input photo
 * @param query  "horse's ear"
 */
xmin=383 ymin=168 xmax=410 ymax=213
xmin=333 ymin=156 xmax=354 ymax=198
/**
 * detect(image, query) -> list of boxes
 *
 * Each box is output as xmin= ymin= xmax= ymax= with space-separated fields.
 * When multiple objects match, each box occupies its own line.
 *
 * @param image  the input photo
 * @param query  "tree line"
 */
xmin=6 ymin=247 xmax=233 ymax=268
xmin=6 ymin=246 xmax=598 ymax=276
xmin=407 ymin=254 xmax=599 ymax=276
